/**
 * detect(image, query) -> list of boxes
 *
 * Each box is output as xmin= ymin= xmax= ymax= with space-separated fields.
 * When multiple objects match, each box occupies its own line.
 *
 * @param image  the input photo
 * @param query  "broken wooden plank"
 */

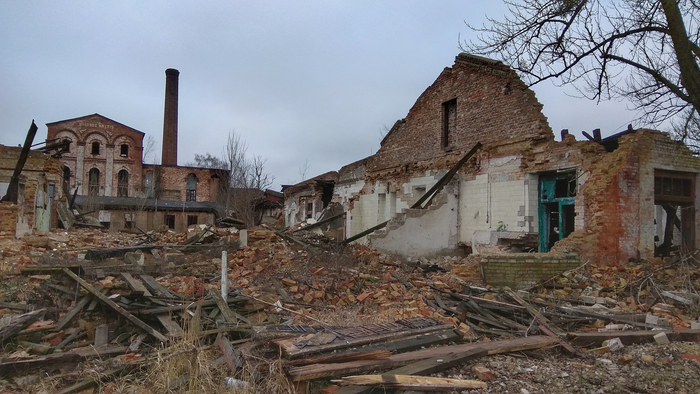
xmin=216 ymin=334 xmax=243 ymax=375
xmin=274 ymin=321 xmax=454 ymax=359
xmin=365 ymin=329 xmax=463 ymax=355
xmin=538 ymin=325 xmax=584 ymax=357
xmin=62 ymin=268 xmax=167 ymax=342
xmin=55 ymin=328 xmax=86 ymax=350
xmin=336 ymin=375 xmax=487 ymax=390
xmin=209 ymin=287 xmax=252 ymax=325
xmin=156 ymin=314 xmax=184 ymax=337
xmin=333 ymin=348 xmax=487 ymax=394
xmin=94 ymin=324 xmax=109 ymax=347
xmin=128 ymin=333 xmax=148 ymax=352
xmin=0 ymin=309 xmax=44 ymax=344
xmin=140 ymin=274 xmax=180 ymax=298
xmin=411 ymin=142 xmax=482 ymax=209
xmin=288 ymin=350 xmax=392 ymax=367
xmin=287 ymin=335 xmax=559 ymax=381
xmin=121 ymin=272 xmax=152 ymax=296
xmin=567 ymin=329 xmax=700 ymax=347
xmin=0 ymin=345 xmax=127 ymax=377
xmin=506 ymin=290 xmax=558 ymax=329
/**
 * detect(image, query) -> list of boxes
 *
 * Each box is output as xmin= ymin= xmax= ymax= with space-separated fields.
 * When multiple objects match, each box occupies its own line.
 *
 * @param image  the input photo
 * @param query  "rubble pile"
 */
xmin=0 ymin=226 xmax=699 ymax=393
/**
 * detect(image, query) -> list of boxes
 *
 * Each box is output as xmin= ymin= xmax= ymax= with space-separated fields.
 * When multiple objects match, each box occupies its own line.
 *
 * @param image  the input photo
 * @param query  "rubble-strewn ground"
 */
xmin=1 ymin=226 xmax=699 ymax=394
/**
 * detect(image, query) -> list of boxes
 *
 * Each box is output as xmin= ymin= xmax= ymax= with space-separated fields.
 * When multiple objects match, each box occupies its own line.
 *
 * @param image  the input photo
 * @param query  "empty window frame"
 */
xmin=187 ymin=215 xmax=198 ymax=226
xmin=144 ymin=172 xmax=154 ymax=198
xmin=306 ymin=202 xmax=313 ymax=219
xmin=442 ymin=98 xmax=457 ymax=149
xmin=186 ymin=174 xmax=197 ymax=202
xmin=124 ymin=213 xmax=135 ymax=229
xmin=165 ymin=214 xmax=175 ymax=229
xmin=91 ymin=141 xmax=100 ymax=155
xmin=120 ymin=144 xmax=129 ymax=157
xmin=117 ymin=169 xmax=129 ymax=197
xmin=88 ymin=168 xmax=100 ymax=196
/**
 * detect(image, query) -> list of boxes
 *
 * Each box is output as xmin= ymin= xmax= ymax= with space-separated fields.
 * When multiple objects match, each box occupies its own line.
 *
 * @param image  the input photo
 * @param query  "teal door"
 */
xmin=538 ymin=174 xmax=576 ymax=252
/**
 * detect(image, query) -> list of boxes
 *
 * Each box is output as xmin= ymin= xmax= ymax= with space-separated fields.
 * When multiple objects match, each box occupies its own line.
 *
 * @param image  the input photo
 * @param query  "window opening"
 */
xmin=654 ymin=170 xmax=696 ymax=256
xmin=125 ymin=213 xmax=135 ymax=229
xmin=306 ymin=202 xmax=313 ymax=219
xmin=120 ymin=144 xmax=129 ymax=157
xmin=165 ymin=214 xmax=175 ymax=229
xmin=144 ymin=173 xmax=154 ymax=198
xmin=186 ymin=174 xmax=197 ymax=201
xmin=91 ymin=142 xmax=100 ymax=155
xmin=187 ymin=215 xmax=198 ymax=226
xmin=88 ymin=168 xmax=100 ymax=196
xmin=442 ymin=98 xmax=457 ymax=149
xmin=117 ymin=169 xmax=129 ymax=197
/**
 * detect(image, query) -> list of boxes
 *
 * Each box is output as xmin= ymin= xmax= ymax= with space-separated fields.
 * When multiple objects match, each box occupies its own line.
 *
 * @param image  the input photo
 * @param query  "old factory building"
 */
xmin=46 ymin=69 xmax=228 ymax=232
xmin=285 ymin=53 xmax=700 ymax=281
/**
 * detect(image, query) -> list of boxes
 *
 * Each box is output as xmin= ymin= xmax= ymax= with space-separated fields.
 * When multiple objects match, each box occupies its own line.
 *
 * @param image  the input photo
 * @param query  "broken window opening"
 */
xmin=442 ymin=98 xmax=457 ymax=149
xmin=120 ymin=144 xmax=129 ymax=157
xmin=654 ymin=170 xmax=696 ymax=256
xmin=125 ymin=213 xmax=135 ymax=229
xmin=187 ymin=215 xmax=198 ymax=226
xmin=538 ymin=170 xmax=577 ymax=252
xmin=144 ymin=172 xmax=154 ymax=198
xmin=378 ymin=193 xmax=387 ymax=222
xmin=320 ymin=182 xmax=334 ymax=209
xmin=117 ymin=169 xmax=129 ymax=197
xmin=88 ymin=168 xmax=100 ymax=196
xmin=91 ymin=141 xmax=100 ymax=155
xmin=186 ymin=173 xmax=197 ymax=202
xmin=306 ymin=202 xmax=313 ymax=219
xmin=62 ymin=165 xmax=71 ymax=194
xmin=165 ymin=214 xmax=175 ymax=229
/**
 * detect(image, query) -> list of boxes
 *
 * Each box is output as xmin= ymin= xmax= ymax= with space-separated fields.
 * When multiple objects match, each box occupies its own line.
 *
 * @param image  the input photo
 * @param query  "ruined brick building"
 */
xmin=0 ymin=145 xmax=64 ymax=237
xmin=46 ymin=69 xmax=228 ymax=232
xmin=285 ymin=53 xmax=700 ymax=275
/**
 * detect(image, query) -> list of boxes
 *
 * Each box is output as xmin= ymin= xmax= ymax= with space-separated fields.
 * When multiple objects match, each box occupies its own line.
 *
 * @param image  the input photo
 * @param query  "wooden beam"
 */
xmin=0 ymin=309 xmax=44 ymax=344
xmin=121 ymin=273 xmax=152 ymax=296
xmin=287 ymin=335 xmax=559 ymax=381
xmin=334 ymin=348 xmax=487 ymax=394
xmin=292 ymin=212 xmax=346 ymax=233
xmin=411 ymin=142 xmax=482 ymax=209
xmin=336 ymin=375 xmax=487 ymax=390
xmin=209 ymin=288 xmax=252 ymax=325
xmin=274 ymin=323 xmax=454 ymax=359
xmin=62 ymin=268 xmax=167 ymax=342
xmin=343 ymin=220 xmax=390 ymax=244
xmin=140 ymin=275 xmax=180 ymax=298
xmin=567 ymin=329 xmax=700 ymax=347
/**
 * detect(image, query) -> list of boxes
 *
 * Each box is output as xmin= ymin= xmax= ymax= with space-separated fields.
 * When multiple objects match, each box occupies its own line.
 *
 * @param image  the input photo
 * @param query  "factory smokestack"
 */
xmin=162 ymin=68 xmax=179 ymax=166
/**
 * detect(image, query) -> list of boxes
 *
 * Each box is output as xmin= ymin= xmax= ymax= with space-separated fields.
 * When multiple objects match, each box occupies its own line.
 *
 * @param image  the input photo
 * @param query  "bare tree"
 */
xmin=463 ymin=0 xmax=700 ymax=143
xmin=142 ymin=135 xmax=157 ymax=164
xmin=189 ymin=131 xmax=275 ymax=226
xmin=297 ymin=159 xmax=310 ymax=182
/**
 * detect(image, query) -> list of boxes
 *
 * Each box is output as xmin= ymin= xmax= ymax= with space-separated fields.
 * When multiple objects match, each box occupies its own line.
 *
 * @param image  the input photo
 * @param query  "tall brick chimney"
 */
xmin=162 ymin=68 xmax=179 ymax=166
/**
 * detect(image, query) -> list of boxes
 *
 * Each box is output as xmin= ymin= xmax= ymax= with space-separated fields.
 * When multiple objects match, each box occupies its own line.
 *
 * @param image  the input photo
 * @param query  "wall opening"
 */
xmin=187 ymin=215 xmax=198 ymax=226
xmin=654 ymin=170 xmax=696 ymax=256
xmin=88 ymin=168 xmax=100 ymax=196
xmin=120 ymin=144 xmax=129 ymax=157
xmin=442 ymin=98 xmax=457 ymax=149
xmin=91 ymin=141 xmax=100 ymax=155
xmin=125 ymin=213 xmax=135 ymax=229
xmin=538 ymin=170 xmax=577 ymax=252
xmin=165 ymin=214 xmax=175 ymax=229
xmin=117 ymin=169 xmax=129 ymax=197
xmin=306 ymin=201 xmax=313 ymax=219
xmin=62 ymin=165 xmax=71 ymax=194
xmin=186 ymin=173 xmax=197 ymax=202
xmin=145 ymin=172 xmax=154 ymax=198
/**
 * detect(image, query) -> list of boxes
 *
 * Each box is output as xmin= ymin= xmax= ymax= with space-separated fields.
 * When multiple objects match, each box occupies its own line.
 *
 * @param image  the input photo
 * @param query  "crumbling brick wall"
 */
xmin=0 ymin=145 xmax=64 ymax=236
xmin=478 ymin=253 xmax=580 ymax=289
xmin=553 ymin=130 xmax=700 ymax=264
xmin=368 ymin=54 xmax=552 ymax=175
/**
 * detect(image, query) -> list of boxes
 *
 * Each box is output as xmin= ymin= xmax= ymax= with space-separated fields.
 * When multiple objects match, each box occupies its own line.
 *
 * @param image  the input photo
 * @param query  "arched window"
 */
xmin=62 ymin=165 xmax=71 ymax=193
xmin=186 ymin=173 xmax=197 ymax=201
xmin=117 ymin=169 xmax=129 ymax=197
xmin=91 ymin=141 xmax=100 ymax=155
xmin=120 ymin=144 xmax=129 ymax=157
xmin=88 ymin=168 xmax=100 ymax=196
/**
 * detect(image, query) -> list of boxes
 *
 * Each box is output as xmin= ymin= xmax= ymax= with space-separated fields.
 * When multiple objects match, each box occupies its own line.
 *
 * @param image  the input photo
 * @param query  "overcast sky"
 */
xmin=0 ymin=1 xmax=642 ymax=190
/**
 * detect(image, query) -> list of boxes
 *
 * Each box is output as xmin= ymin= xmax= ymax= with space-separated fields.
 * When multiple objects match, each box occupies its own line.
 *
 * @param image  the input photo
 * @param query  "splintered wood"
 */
xmin=272 ymin=317 xmax=452 ymax=358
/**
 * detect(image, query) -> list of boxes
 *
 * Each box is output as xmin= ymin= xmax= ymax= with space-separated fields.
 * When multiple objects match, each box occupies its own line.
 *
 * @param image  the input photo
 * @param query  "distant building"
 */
xmin=46 ymin=69 xmax=229 ymax=232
